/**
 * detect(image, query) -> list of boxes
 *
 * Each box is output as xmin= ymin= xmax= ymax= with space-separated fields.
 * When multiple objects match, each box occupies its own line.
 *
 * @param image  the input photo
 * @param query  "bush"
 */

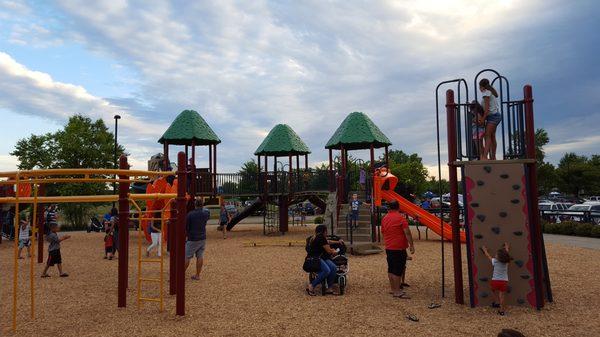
xmin=573 ymin=223 xmax=594 ymax=237
xmin=591 ymin=226 xmax=600 ymax=238
xmin=557 ymin=221 xmax=576 ymax=235
xmin=314 ymin=216 xmax=324 ymax=224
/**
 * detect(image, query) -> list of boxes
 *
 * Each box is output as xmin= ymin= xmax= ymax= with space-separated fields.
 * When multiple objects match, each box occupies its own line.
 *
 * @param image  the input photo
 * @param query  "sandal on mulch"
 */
xmin=59 ymin=273 xmax=69 ymax=277
xmin=497 ymin=311 xmax=506 ymax=316
xmin=306 ymin=288 xmax=317 ymax=296
xmin=325 ymin=290 xmax=335 ymax=295
xmin=393 ymin=292 xmax=411 ymax=299
xmin=428 ymin=302 xmax=442 ymax=309
xmin=41 ymin=274 xmax=50 ymax=278
xmin=406 ymin=314 xmax=419 ymax=322
xmin=401 ymin=283 xmax=410 ymax=287
xmin=191 ymin=275 xmax=200 ymax=281
xmin=491 ymin=302 xmax=500 ymax=308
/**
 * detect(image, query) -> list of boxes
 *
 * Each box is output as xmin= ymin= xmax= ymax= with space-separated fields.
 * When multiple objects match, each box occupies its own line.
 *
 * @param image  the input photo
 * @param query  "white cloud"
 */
xmin=0 ymin=0 xmax=597 ymax=175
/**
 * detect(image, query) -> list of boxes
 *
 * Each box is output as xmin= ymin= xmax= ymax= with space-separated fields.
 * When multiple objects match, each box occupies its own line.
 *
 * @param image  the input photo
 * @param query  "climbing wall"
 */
xmin=464 ymin=161 xmax=536 ymax=308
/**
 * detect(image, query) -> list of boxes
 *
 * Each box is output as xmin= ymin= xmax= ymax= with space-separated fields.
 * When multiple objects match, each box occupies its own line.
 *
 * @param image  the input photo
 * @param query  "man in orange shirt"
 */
xmin=381 ymin=200 xmax=414 ymax=298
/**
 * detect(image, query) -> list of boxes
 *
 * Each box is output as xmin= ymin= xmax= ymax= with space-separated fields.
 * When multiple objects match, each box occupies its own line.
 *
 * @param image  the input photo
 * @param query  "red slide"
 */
xmin=380 ymin=190 xmax=466 ymax=243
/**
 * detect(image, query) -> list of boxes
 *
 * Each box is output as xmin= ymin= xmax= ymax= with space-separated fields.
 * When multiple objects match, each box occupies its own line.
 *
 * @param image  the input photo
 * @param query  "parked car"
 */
xmin=563 ymin=203 xmax=600 ymax=224
xmin=584 ymin=196 xmax=600 ymax=202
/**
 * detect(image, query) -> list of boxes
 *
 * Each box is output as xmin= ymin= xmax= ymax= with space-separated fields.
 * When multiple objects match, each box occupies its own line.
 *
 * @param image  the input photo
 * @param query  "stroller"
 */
xmin=87 ymin=216 xmax=104 ymax=233
xmin=307 ymin=234 xmax=349 ymax=295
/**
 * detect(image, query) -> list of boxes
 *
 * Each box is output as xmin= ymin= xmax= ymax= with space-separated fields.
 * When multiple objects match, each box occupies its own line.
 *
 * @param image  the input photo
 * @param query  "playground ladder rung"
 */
xmin=141 ymin=258 xmax=162 ymax=263
xmin=139 ymin=297 xmax=161 ymax=303
xmin=140 ymin=277 xmax=161 ymax=282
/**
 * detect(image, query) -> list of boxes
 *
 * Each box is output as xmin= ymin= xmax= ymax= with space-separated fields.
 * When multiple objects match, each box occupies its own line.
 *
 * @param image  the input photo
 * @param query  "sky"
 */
xmin=0 ymin=0 xmax=598 ymax=178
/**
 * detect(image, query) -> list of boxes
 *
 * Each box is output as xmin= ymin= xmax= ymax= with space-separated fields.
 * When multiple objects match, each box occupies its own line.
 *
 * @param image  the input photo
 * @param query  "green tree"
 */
xmin=384 ymin=150 xmax=428 ymax=197
xmin=238 ymin=159 xmax=259 ymax=193
xmin=11 ymin=115 xmax=125 ymax=227
xmin=534 ymin=128 xmax=549 ymax=164
xmin=556 ymin=153 xmax=588 ymax=197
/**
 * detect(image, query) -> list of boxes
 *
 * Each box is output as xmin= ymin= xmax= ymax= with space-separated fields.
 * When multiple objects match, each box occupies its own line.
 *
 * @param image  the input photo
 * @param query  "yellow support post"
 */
xmin=30 ymin=183 xmax=38 ymax=319
xmin=12 ymin=173 xmax=20 ymax=331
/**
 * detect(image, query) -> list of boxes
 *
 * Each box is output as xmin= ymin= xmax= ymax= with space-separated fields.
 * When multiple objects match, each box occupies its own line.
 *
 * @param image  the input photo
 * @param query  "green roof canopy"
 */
xmin=254 ymin=124 xmax=311 ymax=156
xmin=325 ymin=112 xmax=392 ymax=150
xmin=158 ymin=110 xmax=221 ymax=146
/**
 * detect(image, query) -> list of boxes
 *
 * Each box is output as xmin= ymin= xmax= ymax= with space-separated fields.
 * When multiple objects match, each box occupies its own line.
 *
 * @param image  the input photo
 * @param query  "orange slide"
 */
xmin=373 ymin=168 xmax=465 ymax=243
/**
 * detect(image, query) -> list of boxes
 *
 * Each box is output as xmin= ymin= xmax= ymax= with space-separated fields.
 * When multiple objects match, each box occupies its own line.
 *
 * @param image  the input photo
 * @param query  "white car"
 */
xmin=584 ymin=196 xmax=600 ymax=202
xmin=563 ymin=203 xmax=600 ymax=224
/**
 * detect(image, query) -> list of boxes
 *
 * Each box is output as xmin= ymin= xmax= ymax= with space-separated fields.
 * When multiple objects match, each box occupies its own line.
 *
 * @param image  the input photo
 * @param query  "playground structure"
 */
xmin=0 ymin=68 xmax=554 ymax=332
xmin=433 ymin=69 xmax=552 ymax=309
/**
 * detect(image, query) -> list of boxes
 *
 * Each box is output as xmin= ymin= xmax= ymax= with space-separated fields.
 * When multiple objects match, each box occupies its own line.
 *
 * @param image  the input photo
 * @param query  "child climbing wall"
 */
xmin=464 ymin=161 xmax=537 ymax=308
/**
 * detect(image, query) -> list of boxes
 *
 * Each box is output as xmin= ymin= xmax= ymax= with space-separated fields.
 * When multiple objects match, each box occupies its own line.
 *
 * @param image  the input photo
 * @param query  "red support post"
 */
xmin=524 ymin=85 xmax=546 ymax=309
xmin=117 ymin=154 xmax=130 ymax=308
xmin=213 ymin=144 xmax=217 ymax=195
xmin=36 ymin=185 xmax=45 ymax=263
xmin=163 ymin=142 xmax=169 ymax=170
xmin=175 ymin=152 xmax=187 ymax=316
xmin=328 ymin=149 xmax=333 ymax=192
xmin=446 ymin=89 xmax=464 ymax=304
xmin=385 ymin=145 xmax=389 ymax=168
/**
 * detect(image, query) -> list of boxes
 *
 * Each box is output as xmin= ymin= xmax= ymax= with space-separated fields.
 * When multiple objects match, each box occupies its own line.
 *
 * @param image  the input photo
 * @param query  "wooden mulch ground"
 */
xmin=1 ymin=224 xmax=599 ymax=336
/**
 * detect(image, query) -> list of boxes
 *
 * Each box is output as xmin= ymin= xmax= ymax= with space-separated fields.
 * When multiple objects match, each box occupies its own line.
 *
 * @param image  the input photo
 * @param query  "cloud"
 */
xmin=0 ymin=0 xmax=598 ymax=175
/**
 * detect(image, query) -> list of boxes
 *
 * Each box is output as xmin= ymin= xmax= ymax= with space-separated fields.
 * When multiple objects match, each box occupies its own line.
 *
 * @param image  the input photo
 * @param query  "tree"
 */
xmin=238 ymin=159 xmax=259 ymax=194
xmin=384 ymin=150 xmax=429 ymax=197
xmin=556 ymin=153 xmax=588 ymax=197
xmin=11 ymin=115 xmax=125 ymax=227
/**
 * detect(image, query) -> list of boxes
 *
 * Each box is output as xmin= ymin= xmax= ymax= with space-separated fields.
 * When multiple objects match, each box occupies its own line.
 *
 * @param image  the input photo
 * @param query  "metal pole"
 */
xmin=113 ymin=115 xmax=121 ymax=207
xmin=117 ymin=154 xmax=130 ymax=308
xmin=446 ymin=89 xmax=464 ymax=304
xmin=175 ymin=152 xmax=187 ymax=315
xmin=36 ymin=185 xmax=45 ymax=263
xmin=524 ymin=85 xmax=548 ymax=308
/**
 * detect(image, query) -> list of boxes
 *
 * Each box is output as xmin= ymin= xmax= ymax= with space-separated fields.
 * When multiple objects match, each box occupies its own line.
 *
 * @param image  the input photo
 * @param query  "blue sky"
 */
xmin=0 ymin=0 xmax=598 ymax=176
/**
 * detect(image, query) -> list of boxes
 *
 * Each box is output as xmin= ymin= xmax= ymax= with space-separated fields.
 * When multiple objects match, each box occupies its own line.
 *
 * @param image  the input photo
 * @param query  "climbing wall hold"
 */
xmin=513 ymin=231 xmax=523 ymax=236
xmin=499 ymin=211 xmax=508 ymax=218
xmin=471 ymin=202 xmax=480 ymax=208
xmin=512 ymin=184 xmax=520 ymax=190
xmin=510 ymin=199 xmax=520 ymax=204
xmin=477 ymin=180 xmax=485 ymax=186
xmin=520 ymin=274 xmax=530 ymax=280
xmin=500 ymin=174 xmax=509 ymax=179
xmin=491 ymin=227 xmax=500 ymax=234
xmin=514 ymin=260 xmax=524 ymax=267
xmin=483 ymin=166 xmax=492 ymax=173
xmin=476 ymin=214 xmax=486 ymax=222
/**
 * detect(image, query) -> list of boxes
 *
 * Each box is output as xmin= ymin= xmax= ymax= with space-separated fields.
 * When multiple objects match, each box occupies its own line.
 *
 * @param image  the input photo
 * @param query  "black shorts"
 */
xmin=105 ymin=247 xmax=113 ymax=254
xmin=47 ymin=249 xmax=62 ymax=266
xmin=386 ymin=249 xmax=407 ymax=276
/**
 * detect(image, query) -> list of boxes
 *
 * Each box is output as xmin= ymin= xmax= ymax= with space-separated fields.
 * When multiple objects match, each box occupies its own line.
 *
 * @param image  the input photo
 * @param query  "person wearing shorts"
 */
xmin=41 ymin=222 xmax=70 ymax=278
xmin=381 ymin=200 xmax=414 ymax=299
xmin=18 ymin=216 xmax=31 ymax=259
xmin=185 ymin=199 xmax=209 ymax=281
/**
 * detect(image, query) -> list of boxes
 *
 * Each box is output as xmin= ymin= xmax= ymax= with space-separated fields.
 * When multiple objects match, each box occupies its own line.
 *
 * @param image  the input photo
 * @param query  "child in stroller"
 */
xmin=306 ymin=234 xmax=349 ymax=295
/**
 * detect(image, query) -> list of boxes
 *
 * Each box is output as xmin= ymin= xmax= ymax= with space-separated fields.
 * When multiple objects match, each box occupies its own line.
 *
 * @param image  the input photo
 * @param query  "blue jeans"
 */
xmin=311 ymin=258 xmax=337 ymax=288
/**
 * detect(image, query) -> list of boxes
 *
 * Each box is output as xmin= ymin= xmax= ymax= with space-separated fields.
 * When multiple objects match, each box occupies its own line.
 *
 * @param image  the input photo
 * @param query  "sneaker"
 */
xmin=491 ymin=302 xmax=500 ymax=308
xmin=498 ymin=311 xmax=505 ymax=316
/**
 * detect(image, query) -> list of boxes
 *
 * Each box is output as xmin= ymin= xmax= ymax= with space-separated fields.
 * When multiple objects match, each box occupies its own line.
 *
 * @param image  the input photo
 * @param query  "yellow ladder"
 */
xmin=130 ymin=199 xmax=172 ymax=311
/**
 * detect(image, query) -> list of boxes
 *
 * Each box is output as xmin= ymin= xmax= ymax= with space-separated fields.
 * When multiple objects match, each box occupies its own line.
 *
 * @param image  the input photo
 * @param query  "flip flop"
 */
xmin=41 ymin=274 xmax=50 ymax=278
xmin=306 ymin=288 xmax=316 ymax=296
xmin=394 ymin=292 xmax=411 ymax=299
xmin=497 ymin=311 xmax=506 ymax=316
xmin=191 ymin=275 xmax=200 ymax=281
xmin=406 ymin=314 xmax=419 ymax=322
xmin=401 ymin=283 xmax=410 ymax=287
xmin=428 ymin=302 xmax=442 ymax=309
xmin=59 ymin=273 xmax=69 ymax=277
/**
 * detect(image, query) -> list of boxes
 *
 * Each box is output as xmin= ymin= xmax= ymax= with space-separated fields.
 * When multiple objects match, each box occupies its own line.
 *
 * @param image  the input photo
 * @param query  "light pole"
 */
xmin=113 ymin=115 xmax=121 ymax=207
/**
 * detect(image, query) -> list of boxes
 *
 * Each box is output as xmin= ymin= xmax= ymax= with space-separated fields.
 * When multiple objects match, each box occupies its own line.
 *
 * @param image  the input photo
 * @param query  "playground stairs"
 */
xmin=336 ymin=203 xmax=372 ymax=243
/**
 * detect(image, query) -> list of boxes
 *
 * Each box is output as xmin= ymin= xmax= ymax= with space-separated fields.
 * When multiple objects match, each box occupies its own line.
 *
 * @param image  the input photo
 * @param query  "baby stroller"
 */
xmin=307 ymin=234 xmax=349 ymax=295
xmin=87 ymin=216 xmax=104 ymax=233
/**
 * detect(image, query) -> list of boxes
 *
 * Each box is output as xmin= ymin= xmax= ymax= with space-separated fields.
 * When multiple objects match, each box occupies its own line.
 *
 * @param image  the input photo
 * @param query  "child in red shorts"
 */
xmin=481 ymin=243 xmax=511 ymax=315
xmin=104 ymin=229 xmax=114 ymax=260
